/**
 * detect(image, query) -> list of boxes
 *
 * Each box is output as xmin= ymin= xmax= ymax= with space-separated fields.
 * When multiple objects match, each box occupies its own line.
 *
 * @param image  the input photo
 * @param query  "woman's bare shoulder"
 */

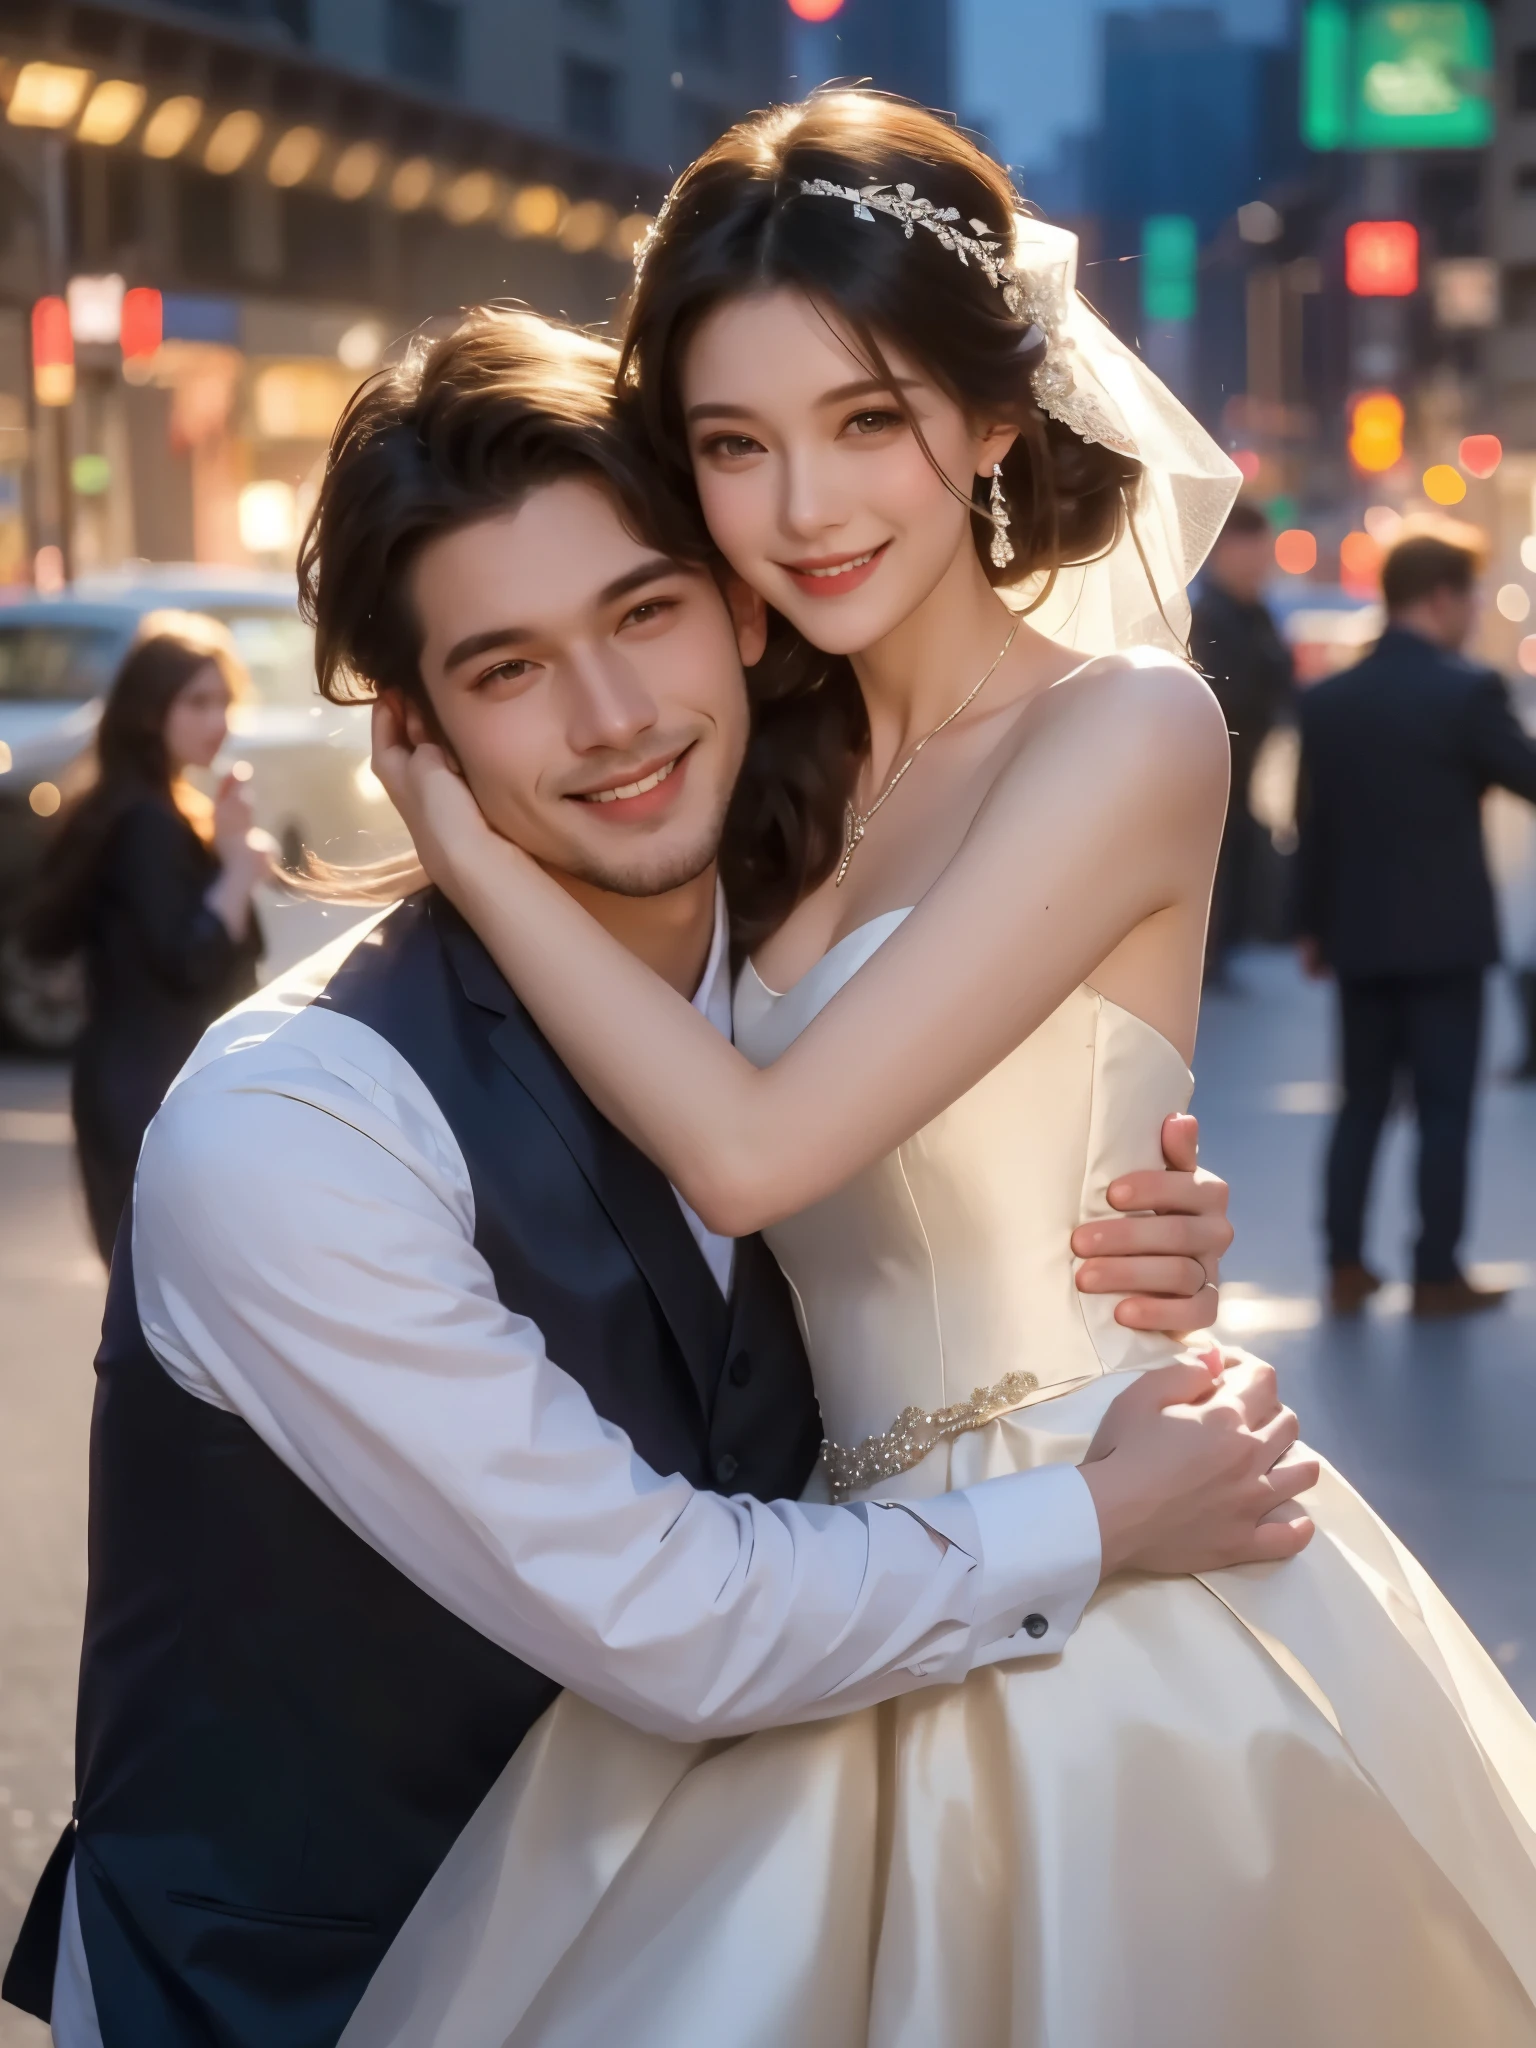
xmin=1014 ymin=644 xmax=1229 ymax=792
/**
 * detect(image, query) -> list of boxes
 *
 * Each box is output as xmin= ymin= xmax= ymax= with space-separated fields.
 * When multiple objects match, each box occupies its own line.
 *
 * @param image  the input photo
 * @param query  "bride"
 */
xmin=351 ymin=92 xmax=1536 ymax=2048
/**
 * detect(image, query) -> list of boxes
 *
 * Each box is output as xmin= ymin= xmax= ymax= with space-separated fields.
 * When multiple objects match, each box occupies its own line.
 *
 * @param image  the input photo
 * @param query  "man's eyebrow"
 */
xmin=441 ymin=557 xmax=685 ymax=671
xmin=686 ymin=376 xmax=919 ymax=424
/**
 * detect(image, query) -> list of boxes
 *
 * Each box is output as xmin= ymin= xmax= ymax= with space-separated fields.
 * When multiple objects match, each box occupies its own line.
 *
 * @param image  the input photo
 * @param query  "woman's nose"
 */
xmin=779 ymin=445 xmax=846 ymax=542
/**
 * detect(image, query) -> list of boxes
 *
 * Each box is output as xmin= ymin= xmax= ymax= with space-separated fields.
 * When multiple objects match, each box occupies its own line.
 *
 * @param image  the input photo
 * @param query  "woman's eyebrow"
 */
xmin=686 ymin=376 xmax=919 ymax=425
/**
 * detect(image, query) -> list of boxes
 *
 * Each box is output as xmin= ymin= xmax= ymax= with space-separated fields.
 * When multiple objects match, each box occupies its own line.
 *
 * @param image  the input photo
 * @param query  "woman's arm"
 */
xmin=114 ymin=801 xmax=263 ymax=992
xmin=378 ymin=659 xmax=1229 ymax=1236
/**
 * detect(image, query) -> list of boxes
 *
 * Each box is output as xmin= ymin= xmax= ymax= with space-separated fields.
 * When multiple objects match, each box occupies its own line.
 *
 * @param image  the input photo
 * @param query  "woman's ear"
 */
xmin=975 ymin=423 xmax=1020 ymax=479
xmin=724 ymin=573 xmax=769 ymax=668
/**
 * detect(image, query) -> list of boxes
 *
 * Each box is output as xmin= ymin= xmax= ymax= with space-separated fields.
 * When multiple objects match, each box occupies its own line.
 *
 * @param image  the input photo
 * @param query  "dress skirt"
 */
xmin=341 ymin=1373 xmax=1536 ymax=2048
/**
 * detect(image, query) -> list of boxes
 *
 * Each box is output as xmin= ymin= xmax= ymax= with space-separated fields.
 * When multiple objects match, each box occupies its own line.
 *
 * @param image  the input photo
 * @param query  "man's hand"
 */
xmin=1297 ymin=937 xmax=1330 ymax=981
xmin=1072 ymin=1112 xmax=1232 ymax=1335
xmin=1079 ymin=1353 xmax=1318 ymax=1577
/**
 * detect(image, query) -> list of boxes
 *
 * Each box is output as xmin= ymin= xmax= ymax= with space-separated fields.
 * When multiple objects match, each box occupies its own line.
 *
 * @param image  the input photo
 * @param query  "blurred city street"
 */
xmin=3 ymin=933 xmax=1535 ymax=2046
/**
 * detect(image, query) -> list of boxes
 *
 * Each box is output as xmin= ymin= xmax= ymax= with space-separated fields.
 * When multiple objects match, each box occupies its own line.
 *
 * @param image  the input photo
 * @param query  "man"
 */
xmin=1191 ymin=500 xmax=1295 ymax=985
xmin=1298 ymin=530 xmax=1536 ymax=1317
xmin=5 ymin=311 xmax=1302 ymax=2048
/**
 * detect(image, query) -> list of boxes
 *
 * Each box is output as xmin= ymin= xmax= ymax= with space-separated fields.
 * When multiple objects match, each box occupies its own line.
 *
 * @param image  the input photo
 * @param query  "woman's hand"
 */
xmin=206 ymin=771 xmax=274 ymax=937
xmin=370 ymin=696 xmax=521 ymax=912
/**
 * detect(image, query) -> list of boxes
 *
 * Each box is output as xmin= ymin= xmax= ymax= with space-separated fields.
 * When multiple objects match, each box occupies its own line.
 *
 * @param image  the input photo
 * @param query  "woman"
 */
xmin=26 ymin=612 xmax=268 ymax=1258
xmin=351 ymin=97 xmax=1536 ymax=2046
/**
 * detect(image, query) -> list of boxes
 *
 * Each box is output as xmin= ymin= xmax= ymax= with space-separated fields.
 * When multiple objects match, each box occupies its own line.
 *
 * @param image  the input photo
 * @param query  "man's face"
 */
xmin=1208 ymin=528 xmax=1272 ymax=604
xmin=407 ymin=476 xmax=763 ymax=898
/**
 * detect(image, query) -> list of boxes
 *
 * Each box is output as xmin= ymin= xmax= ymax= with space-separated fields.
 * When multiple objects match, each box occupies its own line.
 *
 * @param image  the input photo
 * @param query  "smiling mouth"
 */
xmin=572 ymin=751 xmax=683 ymax=804
xmin=781 ymin=542 xmax=890 ymax=593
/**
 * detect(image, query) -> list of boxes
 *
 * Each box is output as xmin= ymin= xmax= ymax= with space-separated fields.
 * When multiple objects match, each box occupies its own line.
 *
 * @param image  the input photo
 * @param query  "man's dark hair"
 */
xmin=1217 ymin=500 xmax=1270 ymax=543
xmin=298 ymin=307 xmax=708 ymax=711
xmin=1381 ymin=532 xmax=1478 ymax=615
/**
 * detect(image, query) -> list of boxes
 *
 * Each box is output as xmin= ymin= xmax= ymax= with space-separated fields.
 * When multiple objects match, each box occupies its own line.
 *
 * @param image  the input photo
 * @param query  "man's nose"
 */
xmin=563 ymin=650 xmax=659 ymax=753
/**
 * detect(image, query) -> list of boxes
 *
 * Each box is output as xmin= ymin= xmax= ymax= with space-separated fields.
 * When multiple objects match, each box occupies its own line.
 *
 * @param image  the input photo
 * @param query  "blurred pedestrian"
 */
xmin=1191 ymin=500 xmax=1295 ymax=986
xmin=1296 ymin=534 xmax=1536 ymax=1318
xmin=23 ymin=613 xmax=269 ymax=1260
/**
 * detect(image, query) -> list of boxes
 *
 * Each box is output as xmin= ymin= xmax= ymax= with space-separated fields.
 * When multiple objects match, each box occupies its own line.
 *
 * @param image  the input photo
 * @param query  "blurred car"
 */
xmin=0 ymin=566 xmax=406 ymax=1051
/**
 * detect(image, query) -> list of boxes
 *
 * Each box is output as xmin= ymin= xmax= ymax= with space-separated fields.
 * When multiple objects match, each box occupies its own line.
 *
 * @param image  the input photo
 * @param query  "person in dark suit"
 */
xmin=23 ymin=614 xmax=269 ymax=1259
xmin=1191 ymin=500 xmax=1295 ymax=984
xmin=1297 ymin=533 xmax=1536 ymax=1317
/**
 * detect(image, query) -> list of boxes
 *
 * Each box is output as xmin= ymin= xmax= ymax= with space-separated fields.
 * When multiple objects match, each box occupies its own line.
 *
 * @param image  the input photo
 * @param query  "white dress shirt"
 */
xmin=52 ymin=894 xmax=1102 ymax=2045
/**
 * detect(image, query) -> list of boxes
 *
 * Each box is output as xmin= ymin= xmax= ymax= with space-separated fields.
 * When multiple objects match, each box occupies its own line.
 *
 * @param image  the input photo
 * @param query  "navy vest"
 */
xmin=3 ymin=894 xmax=821 ymax=2047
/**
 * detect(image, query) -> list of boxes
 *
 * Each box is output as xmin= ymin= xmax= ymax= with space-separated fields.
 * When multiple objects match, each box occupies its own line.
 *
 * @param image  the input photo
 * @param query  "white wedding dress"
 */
xmin=344 ymin=913 xmax=1536 ymax=2048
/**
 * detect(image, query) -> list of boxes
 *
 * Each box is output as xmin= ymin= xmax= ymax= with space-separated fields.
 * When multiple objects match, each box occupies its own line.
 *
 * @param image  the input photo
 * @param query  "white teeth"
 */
xmin=800 ymin=549 xmax=877 ymax=580
xmin=581 ymin=756 xmax=678 ymax=804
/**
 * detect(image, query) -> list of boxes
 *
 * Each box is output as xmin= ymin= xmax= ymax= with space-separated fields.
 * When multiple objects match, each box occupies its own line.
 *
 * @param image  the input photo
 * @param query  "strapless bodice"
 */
xmin=733 ymin=910 xmax=1194 ymax=1493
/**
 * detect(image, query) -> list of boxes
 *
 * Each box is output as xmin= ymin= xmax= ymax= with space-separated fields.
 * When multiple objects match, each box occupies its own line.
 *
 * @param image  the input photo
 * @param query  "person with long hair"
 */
xmin=348 ymin=94 xmax=1536 ymax=2045
xmin=25 ymin=612 xmax=268 ymax=1257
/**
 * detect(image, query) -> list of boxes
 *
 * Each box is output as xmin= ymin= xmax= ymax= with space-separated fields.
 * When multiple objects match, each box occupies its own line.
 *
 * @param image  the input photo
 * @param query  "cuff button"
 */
xmin=1022 ymin=1613 xmax=1049 ymax=1639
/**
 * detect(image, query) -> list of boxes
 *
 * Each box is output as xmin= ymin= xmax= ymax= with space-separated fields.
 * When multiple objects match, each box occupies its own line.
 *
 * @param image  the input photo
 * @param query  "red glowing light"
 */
xmin=1345 ymin=220 xmax=1418 ymax=297
xmin=31 ymin=295 xmax=72 ymax=369
xmin=1231 ymin=448 xmax=1262 ymax=483
xmin=120 ymin=286 xmax=162 ymax=361
xmin=1458 ymin=433 xmax=1502 ymax=480
xmin=787 ymin=0 xmax=844 ymax=17
xmin=1339 ymin=530 xmax=1383 ymax=595
xmin=1275 ymin=528 xmax=1318 ymax=576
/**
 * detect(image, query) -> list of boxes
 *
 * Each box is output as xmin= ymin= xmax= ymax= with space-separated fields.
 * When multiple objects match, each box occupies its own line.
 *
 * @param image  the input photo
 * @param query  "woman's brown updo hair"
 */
xmin=620 ymin=89 xmax=1144 ymax=954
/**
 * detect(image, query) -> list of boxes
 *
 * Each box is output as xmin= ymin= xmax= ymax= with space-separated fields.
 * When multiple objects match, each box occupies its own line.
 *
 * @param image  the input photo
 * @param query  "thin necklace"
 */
xmin=836 ymin=613 xmax=1023 ymax=886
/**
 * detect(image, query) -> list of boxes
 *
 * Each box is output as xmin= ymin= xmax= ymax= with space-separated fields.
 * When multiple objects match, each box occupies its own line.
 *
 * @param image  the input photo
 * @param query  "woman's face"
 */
xmin=163 ymin=661 xmax=232 ymax=772
xmin=681 ymin=286 xmax=1013 ymax=656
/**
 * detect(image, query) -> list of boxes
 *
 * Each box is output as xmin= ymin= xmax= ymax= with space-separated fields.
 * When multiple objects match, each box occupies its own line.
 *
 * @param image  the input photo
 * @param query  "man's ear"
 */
xmin=386 ymin=684 xmax=462 ymax=773
xmin=723 ymin=573 xmax=769 ymax=668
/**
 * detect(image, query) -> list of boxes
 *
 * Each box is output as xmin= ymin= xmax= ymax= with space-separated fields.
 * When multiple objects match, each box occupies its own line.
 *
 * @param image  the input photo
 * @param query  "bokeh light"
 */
xmin=1458 ymin=434 xmax=1502 ymax=480
xmin=1339 ymin=530 xmax=1382 ymax=593
xmin=1363 ymin=504 xmax=1402 ymax=546
xmin=1520 ymin=637 xmax=1536 ymax=678
xmin=1422 ymin=465 xmax=1467 ymax=506
xmin=1348 ymin=392 xmax=1404 ymax=473
xmin=1275 ymin=528 xmax=1317 ymax=576
xmin=1521 ymin=536 xmax=1536 ymax=576
xmin=1231 ymin=449 xmax=1261 ymax=483
xmin=1497 ymin=584 xmax=1532 ymax=624
xmin=788 ymin=0 xmax=845 ymax=16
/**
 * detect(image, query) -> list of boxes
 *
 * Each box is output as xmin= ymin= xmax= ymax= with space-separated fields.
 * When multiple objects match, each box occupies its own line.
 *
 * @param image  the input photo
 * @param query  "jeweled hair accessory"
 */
xmin=794 ymin=177 xmax=1135 ymax=460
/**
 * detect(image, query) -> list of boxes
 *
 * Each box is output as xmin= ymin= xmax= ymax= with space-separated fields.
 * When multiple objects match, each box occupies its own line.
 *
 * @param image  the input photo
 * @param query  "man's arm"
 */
xmin=1464 ymin=670 xmax=1536 ymax=806
xmin=134 ymin=1018 xmax=1103 ymax=1740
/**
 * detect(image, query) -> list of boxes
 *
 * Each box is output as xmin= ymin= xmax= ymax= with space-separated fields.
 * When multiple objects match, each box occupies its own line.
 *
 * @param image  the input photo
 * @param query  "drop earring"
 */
xmin=988 ymin=463 xmax=1014 ymax=569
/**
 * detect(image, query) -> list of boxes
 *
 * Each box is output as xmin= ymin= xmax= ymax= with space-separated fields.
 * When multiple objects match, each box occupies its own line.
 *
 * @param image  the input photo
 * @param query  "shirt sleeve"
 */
xmin=132 ymin=1019 xmax=1102 ymax=1742
xmin=1463 ymin=670 xmax=1536 ymax=806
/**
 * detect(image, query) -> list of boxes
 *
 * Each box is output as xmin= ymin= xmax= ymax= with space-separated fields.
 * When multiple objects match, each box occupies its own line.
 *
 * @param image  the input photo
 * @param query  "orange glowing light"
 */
xmin=1275 ymin=528 xmax=1317 ymax=576
xmin=787 ymin=0 xmax=844 ymax=15
xmin=119 ymin=285 xmax=161 ymax=361
xmin=1422 ymin=464 xmax=1467 ymax=506
xmin=1458 ymin=434 xmax=1501 ymax=479
xmin=1348 ymin=391 xmax=1404 ymax=474
xmin=1345 ymin=220 xmax=1418 ymax=297
xmin=1339 ymin=529 xmax=1383 ymax=594
xmin=31 ymin=295 xmax=74 ymax=406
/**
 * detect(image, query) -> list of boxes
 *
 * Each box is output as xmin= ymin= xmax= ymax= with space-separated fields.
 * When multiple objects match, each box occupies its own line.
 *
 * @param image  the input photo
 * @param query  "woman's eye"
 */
xmin=845 ymin=409 xmax=902 ymax=438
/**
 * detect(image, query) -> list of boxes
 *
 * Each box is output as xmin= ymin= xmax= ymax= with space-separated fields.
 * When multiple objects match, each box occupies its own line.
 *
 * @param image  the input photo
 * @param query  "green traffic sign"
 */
xmin=1141 ymin=215 xmax=1197 ymax=324
xmin=1302 ymin=1 xmax=1493 ymax=151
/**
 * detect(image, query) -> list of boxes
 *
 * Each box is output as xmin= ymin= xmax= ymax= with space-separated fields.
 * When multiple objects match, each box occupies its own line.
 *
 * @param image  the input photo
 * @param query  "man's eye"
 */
xmin=476 ymin=658 xmax=535 ymax=690
xmin=700 ymin=433 xmax=764 ymax=460
xmin=620 ymin=597 xmax=678 ymax=630
xmin=845 ymin=409 xmax=902 ymax=437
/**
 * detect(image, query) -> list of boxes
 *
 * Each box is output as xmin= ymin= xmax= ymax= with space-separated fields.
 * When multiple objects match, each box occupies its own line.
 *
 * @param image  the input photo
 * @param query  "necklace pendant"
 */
xmin=835 ymin=809 xmax=864 ymax=887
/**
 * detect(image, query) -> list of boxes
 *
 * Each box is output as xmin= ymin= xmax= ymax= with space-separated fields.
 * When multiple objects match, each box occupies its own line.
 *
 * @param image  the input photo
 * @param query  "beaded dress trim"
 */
xmin=819 ymin=1369 xmax=1041 ymax=1503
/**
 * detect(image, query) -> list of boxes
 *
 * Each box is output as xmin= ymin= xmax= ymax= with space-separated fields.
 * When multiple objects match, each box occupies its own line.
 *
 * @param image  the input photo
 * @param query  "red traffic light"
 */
xmin=120 ymin=286 xmax=162 ymax=362
xmin=1345 ymin=221 xmax=1418 ymax=297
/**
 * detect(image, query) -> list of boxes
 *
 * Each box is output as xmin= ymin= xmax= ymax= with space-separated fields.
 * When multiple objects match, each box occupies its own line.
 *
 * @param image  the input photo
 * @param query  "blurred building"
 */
xmin=0 ymin=0 xmax=784 ymax=585
xmin=785 ymin=0 xmax=951 ymax=110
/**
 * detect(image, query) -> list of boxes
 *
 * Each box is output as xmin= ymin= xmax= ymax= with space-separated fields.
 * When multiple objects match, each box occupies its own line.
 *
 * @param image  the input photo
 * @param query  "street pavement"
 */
xmin=0 ymin=936 xmax=1534 ymax=2039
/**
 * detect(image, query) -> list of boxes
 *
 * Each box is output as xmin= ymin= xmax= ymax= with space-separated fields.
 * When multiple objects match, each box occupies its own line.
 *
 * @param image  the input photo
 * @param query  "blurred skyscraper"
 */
xmin=786 ymin=0 xmax=952 ymax=110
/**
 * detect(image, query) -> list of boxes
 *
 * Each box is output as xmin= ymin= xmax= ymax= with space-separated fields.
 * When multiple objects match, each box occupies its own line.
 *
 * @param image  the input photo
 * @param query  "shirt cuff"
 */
xmin=937 ymin=1463 xmax=1103 ymax=1663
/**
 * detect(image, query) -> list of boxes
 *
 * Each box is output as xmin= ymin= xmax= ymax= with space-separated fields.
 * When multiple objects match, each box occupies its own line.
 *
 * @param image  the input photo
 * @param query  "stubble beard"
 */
xmin=553 ymin=789 xmax=732 ymax=901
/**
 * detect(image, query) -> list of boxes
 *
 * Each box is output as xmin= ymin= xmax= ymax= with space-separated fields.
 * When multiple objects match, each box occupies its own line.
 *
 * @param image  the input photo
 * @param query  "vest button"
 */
xmin=1022 ymin=1613 xmax=1049 ymax=1639
xmin=728 ymin=1355 xmax=752 ymax=1388
xmin=715 ymin=1451 xmax=740 ymax=1486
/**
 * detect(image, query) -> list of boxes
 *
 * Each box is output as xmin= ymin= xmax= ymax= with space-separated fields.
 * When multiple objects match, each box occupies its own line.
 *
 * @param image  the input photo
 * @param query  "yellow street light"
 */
xmin=560 ymin=199 xmax=616 ymax=254
xmin=442 ymin=169 xmax=498 ymax=225
xmin=267 ymin=124 xmax=323 ymax=187
xmin=389 ymin=156 xmax=436 ymax=212
xmin=508 ymin=184 xmax=567 ymax=238
xmin=609 ymin=210 xmax=654 ymax=262
xmin=141 ymin=95 xmax=204 ymax=160
xmin=204 ymin=109 xmax=263 ymax=175
xmin=332 ymin=140 xmax=382 ymax=201
xmin=1422 ymin=464 xmax=1467 ymax=506
xmin=76 ymin=79 xmax=146 ymax=146
xmin=6 ymin=62 xmax=93 ymax=129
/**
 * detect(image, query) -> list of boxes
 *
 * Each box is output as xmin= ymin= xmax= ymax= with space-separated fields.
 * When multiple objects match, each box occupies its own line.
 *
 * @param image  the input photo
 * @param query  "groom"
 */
xmin=6 ymin=310 xmax=1307 ymax=2048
